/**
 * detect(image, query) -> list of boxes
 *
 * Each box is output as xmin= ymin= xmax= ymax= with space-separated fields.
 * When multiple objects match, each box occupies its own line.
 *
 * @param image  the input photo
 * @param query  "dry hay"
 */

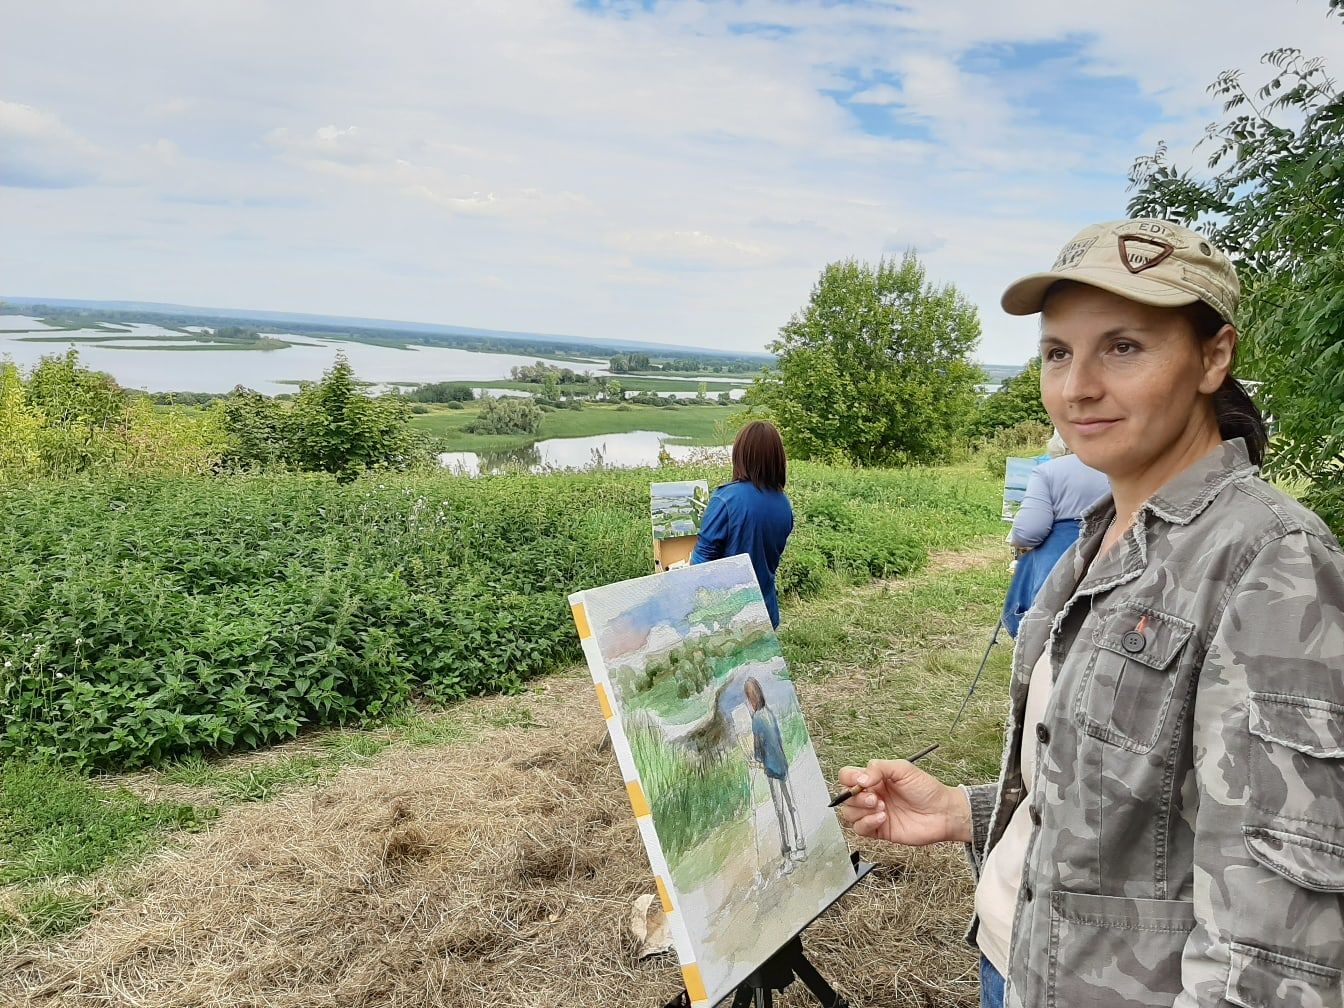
xmin=2 ymin=680 xmax=979 ymax=1008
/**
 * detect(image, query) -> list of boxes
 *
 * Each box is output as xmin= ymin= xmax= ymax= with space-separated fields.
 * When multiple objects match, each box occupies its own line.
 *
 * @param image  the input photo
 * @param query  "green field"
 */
xmin=471 ymin=375 xmax=751 ymax=394
xmin=410 ymin=401 xmax=743 ymax=452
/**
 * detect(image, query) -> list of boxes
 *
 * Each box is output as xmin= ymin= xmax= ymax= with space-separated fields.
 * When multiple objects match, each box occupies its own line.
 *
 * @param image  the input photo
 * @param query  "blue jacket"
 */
xmin=691 ymin=480 xmax=793 ymax=628
xmin=751 ymin=707 xmax=789 ymax=780
xmin=1002 ymin=518 xmax=1081 ymax=637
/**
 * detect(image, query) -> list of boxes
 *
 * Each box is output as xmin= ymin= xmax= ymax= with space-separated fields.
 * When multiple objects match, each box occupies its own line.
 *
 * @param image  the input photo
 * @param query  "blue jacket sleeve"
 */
xmin=1010 ymin=468 xmax=1056 ymax=549
xmin=691 ymin=492 xmax=728 ymax=564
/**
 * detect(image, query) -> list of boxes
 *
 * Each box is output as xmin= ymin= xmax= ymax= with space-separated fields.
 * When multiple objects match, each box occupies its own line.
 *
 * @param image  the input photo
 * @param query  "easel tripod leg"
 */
xmin=792 ymin=952 xmax=848 ymax=1008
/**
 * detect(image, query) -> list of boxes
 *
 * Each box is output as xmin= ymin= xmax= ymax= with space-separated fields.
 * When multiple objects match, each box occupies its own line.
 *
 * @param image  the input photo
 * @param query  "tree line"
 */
xmin=0 ymin=350 xmax=425 ymax=483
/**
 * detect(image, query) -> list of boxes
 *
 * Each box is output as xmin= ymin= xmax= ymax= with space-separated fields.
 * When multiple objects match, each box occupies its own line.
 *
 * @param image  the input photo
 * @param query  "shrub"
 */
xmin=465 ymin=397 xmax=543 ymax=436
xmin=976 ymin=420 xmax=1053 ymax=477
xmin=0 ymin=461 xmax=1002 ymax=770
xmin=408 ymin=382 xmax=475 ymax=403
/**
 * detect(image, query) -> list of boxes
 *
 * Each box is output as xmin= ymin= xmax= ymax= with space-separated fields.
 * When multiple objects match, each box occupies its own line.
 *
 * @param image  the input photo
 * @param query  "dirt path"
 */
xmin=2 ymin=543 xmax=1004 ymax=1008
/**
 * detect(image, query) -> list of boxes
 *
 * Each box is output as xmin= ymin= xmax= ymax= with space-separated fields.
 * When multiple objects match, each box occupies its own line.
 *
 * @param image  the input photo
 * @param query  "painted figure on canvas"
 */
xmin=570 ymin=555 xmax=854 ymax=1006
xmin=743 ymin=676 xmax=805 ymax=873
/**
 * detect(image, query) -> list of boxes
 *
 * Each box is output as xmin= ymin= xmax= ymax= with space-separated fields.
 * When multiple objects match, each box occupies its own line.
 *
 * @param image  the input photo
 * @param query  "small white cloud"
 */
xmin=848 ymin=83 xmax=903 ymax=106
xmin=0 ymin=100 xmax=102 ymax=188
xmin=618 ymin=229 xmax=775 ymax=271
xmin=267 ymin=124 xmax=391 ymax=166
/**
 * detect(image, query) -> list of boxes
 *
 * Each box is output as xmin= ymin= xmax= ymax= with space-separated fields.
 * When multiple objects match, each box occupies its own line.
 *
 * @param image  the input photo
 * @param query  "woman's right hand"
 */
xmin=834 ymin=760 xmax=973 ymax=846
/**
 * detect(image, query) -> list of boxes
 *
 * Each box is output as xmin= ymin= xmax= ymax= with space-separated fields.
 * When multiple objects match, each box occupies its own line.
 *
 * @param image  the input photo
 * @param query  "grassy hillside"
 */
xmin=411 ymin=401 xmax=742 ymax=452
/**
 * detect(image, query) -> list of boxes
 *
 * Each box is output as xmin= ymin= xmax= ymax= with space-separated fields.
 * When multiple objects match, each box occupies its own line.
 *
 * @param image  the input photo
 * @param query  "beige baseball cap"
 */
xmin=1001 ymin=218 xmax=1239 ymax=324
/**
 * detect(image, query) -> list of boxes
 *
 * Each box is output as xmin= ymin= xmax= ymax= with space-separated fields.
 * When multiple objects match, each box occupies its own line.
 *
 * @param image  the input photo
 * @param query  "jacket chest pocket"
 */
xmin=1074 ymin=603 xmax=1195 ymax=754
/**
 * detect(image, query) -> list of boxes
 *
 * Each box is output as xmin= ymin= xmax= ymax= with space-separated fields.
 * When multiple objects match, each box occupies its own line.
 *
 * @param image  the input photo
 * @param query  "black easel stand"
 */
xmin=664 ymin=853 xmax=875 ymax=1008
xmin=727 ymin=933 xmax=846 ymax=1008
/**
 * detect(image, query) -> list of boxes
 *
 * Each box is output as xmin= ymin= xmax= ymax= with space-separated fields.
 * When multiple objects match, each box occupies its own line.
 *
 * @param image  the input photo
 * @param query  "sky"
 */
xmin=3 ymin=1 xmax=1342 ymax=364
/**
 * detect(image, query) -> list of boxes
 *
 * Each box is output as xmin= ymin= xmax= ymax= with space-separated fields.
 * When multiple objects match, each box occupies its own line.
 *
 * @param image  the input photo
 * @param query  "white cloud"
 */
xmin=847 ymin=83 xmax=904 ymax=105
xmin=0 ymin=100 xmax=102 ymax=188
xmin=1 ymin=0 xmax=1341 ymax=362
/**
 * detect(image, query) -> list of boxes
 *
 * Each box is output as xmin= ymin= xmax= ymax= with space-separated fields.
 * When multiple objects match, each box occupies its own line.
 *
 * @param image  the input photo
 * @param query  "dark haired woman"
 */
xmin=836 ymin=219 xmax=1344 ymax=1008
xmin=691 ymin=420 xmax=793 ymax=628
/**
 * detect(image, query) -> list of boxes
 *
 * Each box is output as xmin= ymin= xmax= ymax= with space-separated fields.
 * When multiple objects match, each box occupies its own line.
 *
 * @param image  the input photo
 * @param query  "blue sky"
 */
xmin=2 ymin=1 xmax=1341 ymax=363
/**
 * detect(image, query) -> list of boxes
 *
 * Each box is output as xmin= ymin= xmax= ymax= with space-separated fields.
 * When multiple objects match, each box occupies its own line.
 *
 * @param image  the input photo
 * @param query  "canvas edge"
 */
xmin=568 ymin=591 xmax=711 ymax=1008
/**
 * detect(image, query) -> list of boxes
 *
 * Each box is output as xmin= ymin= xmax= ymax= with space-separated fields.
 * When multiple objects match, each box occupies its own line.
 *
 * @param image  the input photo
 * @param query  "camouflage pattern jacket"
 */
xmin=964 ymin=440 xmax=1344 ymax=1007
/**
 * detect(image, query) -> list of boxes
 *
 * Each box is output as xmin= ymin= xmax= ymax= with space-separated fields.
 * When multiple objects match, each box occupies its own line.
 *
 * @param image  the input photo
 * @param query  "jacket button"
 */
xmin=1024 ymin=885 xmax=1034 ymax=903
xmin=1029 ymin=804 xmax=1042 ymax=826
xmin=1122 ymin=630 xmax=1146 ymax=654
xmin=1035 ymin=722 xmax=1050 ymax=745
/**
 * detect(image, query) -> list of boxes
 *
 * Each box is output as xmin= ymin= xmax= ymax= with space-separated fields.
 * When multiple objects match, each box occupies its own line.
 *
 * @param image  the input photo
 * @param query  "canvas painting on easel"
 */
xmin=652 ymin=480 xmax=710 ymax=572
xmin=569 ymin=555 xmax=853 ymax=1007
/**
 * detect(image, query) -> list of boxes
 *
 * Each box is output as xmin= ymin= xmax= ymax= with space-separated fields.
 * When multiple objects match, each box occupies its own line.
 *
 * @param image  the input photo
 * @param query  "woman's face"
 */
xmin=1038 ymin=283 xmax=1232 ymax=483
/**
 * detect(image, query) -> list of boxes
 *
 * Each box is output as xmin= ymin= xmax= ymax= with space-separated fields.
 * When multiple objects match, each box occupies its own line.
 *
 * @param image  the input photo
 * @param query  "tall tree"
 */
xmin=289 ymin=353 xmax=419 ymax=481
xmin=751 ymin=252 xmax=983 ymax=465
xmin=970 ymin=358 xmax=1050 ymax=439
xmin=1128 ymin=3 xmax=1344 ymax=528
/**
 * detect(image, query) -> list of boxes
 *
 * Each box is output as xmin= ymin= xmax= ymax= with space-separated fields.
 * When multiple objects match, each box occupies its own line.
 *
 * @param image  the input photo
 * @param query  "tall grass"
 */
xmin=0 ymin=461 xmax=1002 ymax=769
xmin=624 ymin=713 xmax=751 ymax=869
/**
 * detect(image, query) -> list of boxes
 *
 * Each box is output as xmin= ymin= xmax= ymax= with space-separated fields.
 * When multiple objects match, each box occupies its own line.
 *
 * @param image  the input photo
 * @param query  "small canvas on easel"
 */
xmin=651 ymin=480 xmax=709 ymax=572
xmin=569 ymin=555 xmax=853 ymax=1007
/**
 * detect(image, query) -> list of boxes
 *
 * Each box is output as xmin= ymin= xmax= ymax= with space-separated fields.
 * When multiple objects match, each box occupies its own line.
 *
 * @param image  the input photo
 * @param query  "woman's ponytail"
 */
xmin=1212 ymin=375 xmax=1268 ymax=467
xmin=1182 ymin=299 xmax=1270 ymax=468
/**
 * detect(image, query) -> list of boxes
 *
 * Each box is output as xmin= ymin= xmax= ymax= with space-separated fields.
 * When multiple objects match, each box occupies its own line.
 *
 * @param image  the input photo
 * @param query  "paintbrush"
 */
xmin=826 ymin=743 xmax=939 ymax=808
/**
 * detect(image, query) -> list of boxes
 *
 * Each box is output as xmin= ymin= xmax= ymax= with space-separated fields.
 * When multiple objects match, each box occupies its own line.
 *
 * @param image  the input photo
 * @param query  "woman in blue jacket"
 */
xmin=691 ymin=420 xmax=793 ymax=628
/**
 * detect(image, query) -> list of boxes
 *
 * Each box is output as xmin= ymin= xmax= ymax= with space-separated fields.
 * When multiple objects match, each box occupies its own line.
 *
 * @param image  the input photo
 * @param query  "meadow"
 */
xmin=0 ymin=456 xmax=1014 ymax=1006
xmin=409 ymin=399 xmax=741 ymax=452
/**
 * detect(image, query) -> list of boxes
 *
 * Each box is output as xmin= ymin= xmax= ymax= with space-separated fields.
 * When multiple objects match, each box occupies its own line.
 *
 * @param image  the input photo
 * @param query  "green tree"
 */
xmin=970 ymin=358 xmax=1050 ymax=438
xmin=408 ymin=382 xmax=474 ymax=403
xmin=0 ymin=361 xmax=43 ymax=474
xmin=465 ymin=395 xmax=543 ymax=436
xmin=215 ymin=387 xmax=294 ymax=470
xmin=23 ymin=350 xmax=128 ymax=472
xmin=289 ymin=353 xmax=419 ymax=481
xmin=751 ymin=252 xmax=983 ymax=465
xmin=1128 ymin=7 xmax=1344 ymax=528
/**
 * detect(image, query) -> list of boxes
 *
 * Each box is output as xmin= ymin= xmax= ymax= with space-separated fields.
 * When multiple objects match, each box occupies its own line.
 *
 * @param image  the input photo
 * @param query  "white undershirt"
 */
xmin=974 ymin=649 xmax=1055 ymax=975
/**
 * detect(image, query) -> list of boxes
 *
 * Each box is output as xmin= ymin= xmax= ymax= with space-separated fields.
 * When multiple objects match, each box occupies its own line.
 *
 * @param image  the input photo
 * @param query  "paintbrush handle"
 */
xmin=828 ymin=744 xmax=940 ymax=808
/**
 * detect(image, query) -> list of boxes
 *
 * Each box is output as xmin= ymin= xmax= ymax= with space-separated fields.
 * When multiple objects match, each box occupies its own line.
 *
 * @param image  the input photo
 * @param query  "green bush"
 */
xmin=0 ymin=462 xmax=1000 ymax=770
xmin=976 ymin=420 xmax=1053 ymax=477
xmin=465 ymin=396 xmax=543 ymax=436
xmin=444 ymin=401 xmax=465 ymax=410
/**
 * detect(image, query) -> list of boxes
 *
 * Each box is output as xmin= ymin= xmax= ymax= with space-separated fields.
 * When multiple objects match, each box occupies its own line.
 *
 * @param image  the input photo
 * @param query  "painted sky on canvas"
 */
xmin=585 ymin=560 xmax=766 ymax=661
xmin=4 ymin=2 xmax=1342 ymax=362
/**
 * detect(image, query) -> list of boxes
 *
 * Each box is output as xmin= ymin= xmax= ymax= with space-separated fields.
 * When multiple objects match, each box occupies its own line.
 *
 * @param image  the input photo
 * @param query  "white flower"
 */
xmin=3 ymin=660 xmax=10 ymax=669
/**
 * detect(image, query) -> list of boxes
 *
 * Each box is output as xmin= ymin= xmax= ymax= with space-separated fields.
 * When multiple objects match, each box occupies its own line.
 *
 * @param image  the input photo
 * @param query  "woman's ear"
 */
xmin=1199 ymin=323 xmax=1237 ymax=395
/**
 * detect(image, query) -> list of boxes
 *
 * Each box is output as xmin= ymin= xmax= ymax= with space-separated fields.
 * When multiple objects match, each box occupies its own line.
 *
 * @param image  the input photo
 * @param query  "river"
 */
xmin=0 ymin=317 xmax=612 ymax=396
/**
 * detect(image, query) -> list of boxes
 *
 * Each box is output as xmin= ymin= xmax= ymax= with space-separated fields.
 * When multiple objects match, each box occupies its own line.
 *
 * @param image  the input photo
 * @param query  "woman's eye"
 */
xmin=1046 ymin=347 xmax=1068 ymax=362
xmin=1114 ymin=341 xmax=1136 ymax=355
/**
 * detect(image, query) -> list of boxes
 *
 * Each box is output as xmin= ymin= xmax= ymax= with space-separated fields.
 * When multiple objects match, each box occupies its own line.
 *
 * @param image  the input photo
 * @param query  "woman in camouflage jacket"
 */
xmin=838 ymin=219 xmax=1344 ymax=1008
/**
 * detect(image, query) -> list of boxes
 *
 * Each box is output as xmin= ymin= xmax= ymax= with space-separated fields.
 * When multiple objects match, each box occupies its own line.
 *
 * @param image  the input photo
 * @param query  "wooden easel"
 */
xmin=653 ymin=533 xmax=698 ymax=573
